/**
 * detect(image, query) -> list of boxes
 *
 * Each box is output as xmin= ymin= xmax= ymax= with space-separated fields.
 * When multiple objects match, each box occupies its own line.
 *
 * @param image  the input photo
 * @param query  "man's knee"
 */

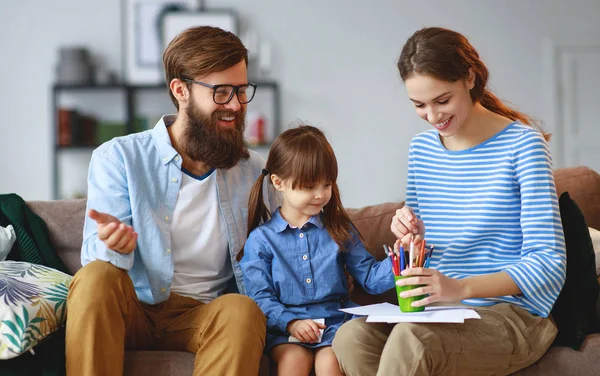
xmin=214 ymin=294 xmax=266 ymax=328
xmin=69 ymin=260 xmax=131 ymax=303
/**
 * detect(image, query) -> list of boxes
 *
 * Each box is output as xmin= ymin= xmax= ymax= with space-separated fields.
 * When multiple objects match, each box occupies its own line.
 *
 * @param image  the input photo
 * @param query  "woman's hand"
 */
xmin=395 ymin=267 xmax=467 ymax=307
xmin=391 ymin=206 xmax=425 ymax=245
xmin=287 ymin=319 xmax=326 ymax=343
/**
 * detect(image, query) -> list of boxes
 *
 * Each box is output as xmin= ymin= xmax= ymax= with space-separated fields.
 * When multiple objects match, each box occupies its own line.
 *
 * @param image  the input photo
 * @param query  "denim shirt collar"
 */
xmin=151 ymin=115 xmax=180 ymax=165
xmin=268 ymin=208 xmax=324 ymax=233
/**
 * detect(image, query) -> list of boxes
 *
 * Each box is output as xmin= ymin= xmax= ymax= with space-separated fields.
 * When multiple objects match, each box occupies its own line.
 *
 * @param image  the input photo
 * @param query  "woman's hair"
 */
xmin=398 ymin=27 xmax=549 ymax=141
xmin=238 ymin=124 xmax=360 ymax=261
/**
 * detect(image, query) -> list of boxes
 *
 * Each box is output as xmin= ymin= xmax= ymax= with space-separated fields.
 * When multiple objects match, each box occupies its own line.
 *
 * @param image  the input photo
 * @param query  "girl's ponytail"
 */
xmin=237 ymin=170 xmax=271 ymax=261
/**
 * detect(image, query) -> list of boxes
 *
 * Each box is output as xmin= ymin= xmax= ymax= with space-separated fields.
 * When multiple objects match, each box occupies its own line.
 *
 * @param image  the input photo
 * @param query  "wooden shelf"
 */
xmin=51 ymin=81 xmax=281 ymax=199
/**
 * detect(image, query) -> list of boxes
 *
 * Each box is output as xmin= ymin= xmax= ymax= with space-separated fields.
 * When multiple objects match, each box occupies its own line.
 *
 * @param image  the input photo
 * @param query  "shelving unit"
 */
xmin=52 ymin=81 xmax=281 ymax=199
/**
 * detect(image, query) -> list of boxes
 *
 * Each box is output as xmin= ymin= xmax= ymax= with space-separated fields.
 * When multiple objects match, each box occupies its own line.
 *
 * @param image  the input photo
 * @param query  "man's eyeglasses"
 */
xmin=181 ymin=78 xmax=257 ymax=105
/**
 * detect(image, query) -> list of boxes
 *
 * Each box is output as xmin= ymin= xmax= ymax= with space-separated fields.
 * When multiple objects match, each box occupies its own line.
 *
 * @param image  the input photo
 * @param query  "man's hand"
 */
xmin=88 ymin=209 xmax=138 ymax=254
xmin=287 ymin=319 xmax=326 ymax=343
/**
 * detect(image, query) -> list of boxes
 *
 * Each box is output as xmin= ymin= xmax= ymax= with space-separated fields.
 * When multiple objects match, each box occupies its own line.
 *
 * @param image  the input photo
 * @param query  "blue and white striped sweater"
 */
xmin=406 ymin=122 xmax=566 ymax=317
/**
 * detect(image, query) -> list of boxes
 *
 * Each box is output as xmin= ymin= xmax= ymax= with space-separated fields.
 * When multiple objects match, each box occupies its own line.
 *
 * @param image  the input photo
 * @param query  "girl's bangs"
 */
xmin=288 ymin=141 xmax=338 ymax=189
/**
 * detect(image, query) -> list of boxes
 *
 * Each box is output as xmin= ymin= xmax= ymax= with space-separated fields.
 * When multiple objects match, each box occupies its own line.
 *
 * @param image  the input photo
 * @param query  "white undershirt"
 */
xmin=170 ymin=169 xmax=231 ymax=303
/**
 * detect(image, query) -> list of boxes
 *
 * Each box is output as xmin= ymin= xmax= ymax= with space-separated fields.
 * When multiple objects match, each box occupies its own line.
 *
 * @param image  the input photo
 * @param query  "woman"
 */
xmin=332 ymin=27 xmax=566 ymax=376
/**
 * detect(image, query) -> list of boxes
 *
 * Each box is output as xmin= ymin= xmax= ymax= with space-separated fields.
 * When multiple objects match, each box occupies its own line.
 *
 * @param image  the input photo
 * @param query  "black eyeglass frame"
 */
xmin=181 ymin=78 xmax=257 ymax=105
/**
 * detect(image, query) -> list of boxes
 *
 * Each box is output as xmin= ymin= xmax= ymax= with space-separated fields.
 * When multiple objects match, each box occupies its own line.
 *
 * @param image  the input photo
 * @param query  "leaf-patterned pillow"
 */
xmin=0 ymin=261 xmax=71 ymax=359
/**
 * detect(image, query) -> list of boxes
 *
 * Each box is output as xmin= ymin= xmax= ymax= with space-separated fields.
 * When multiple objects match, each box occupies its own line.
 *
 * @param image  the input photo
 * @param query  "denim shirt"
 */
xmin=240 ymin=209 xmax=395 ymax=333
xmin=81 ymin=115 xmax=279 ymax=305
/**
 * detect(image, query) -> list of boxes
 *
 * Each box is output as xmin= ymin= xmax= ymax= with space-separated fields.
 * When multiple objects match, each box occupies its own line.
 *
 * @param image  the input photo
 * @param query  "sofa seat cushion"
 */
xmin=0 ymin=261 xmax=71 ymax=359
xmin=124 ymin=351 xmax=194 ymax=376
xmin=123 ymin=351 xmax=272 ymax=376
xmin=512 ymin=333 xmax=600 ymax=375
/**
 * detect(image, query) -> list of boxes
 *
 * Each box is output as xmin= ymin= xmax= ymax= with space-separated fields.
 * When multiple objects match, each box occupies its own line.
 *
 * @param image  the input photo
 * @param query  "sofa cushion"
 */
xmin=0 ymin=261 xmax=71 ymax=359
xmin=512 ymin=333 xmax=600 ymax=375
xmin=551 ymin=192 xmax=600 ymax=349
xmin=122 ymin=351 xmax=272 ymax=376
xmin=27 ymin=199 xmax=86 ymax=274
xmin=554 ymin=166 xmax=600 ymax=230
xmin=347 ymin=202 xmax=403 ymax=306
xmin=124 ymin=351 xmax=194 ymax=375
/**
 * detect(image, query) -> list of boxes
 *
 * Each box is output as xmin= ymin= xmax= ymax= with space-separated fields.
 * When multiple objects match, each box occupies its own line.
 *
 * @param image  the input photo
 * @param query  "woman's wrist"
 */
xmin=458 ymin=278 xmax=471 ymax=300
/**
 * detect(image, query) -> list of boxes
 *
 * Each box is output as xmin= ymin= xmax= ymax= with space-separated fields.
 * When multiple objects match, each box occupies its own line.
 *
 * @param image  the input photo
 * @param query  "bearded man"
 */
xmin=66 ymin=26 xmax=278 ymax=376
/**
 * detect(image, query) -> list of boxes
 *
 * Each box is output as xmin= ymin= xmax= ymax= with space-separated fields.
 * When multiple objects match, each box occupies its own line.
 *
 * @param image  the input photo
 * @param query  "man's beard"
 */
xmin=182 ymin=100 xmax=250 ymax=169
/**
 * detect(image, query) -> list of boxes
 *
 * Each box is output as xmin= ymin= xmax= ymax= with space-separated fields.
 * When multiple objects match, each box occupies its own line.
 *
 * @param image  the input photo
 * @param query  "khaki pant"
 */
xmin=66 ymin=260 xmax=266 ymax=376
xmin=332 ymin=303 xmax=557 ymax=376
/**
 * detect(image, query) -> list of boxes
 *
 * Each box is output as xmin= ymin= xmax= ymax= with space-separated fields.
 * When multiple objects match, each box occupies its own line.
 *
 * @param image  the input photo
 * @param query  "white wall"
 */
xmin=1 ymin=0 xmax=599 ymax=207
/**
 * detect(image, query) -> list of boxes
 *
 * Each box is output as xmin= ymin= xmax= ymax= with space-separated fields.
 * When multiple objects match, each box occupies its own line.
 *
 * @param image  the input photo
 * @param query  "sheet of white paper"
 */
xmin=340 ymin=303 xmax=469 ymax=316
xmin=339 ymin=302 xmax=398 ymax=316
xmin=340 ymin=303 xmax=480 ymax=323
xmin=366 ymin=308 xmax=480 ymax=323
xmin=288 ymin=318 xmax=324 ymax=343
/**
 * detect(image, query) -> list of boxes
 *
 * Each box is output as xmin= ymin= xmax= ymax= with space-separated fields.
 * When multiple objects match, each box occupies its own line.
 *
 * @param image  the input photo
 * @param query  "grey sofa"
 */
xmin=27 ymin=166 xmax=600 ymax=375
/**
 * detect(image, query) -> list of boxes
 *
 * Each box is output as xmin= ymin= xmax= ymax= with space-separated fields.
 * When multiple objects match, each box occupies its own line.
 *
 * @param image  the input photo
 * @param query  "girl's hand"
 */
xmin=396 ymin=267 xmax=467 ymax=307
xmin=391 ymin=206 xmax=425 ymax=245
xmin=287 ymin=319 xmax=326 ymax=343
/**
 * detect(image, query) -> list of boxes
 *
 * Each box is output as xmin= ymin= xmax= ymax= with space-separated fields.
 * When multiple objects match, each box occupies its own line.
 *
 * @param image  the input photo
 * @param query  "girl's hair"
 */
xmin=238 ymin=124 xmax=360 ymax=261
xmin=398 ymin=27 xmax=549 ymax=141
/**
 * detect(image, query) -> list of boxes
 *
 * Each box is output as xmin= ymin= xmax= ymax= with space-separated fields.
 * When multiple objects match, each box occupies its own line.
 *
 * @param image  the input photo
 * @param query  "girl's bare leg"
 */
xmin=315 ymin=346 xmax=344 ymax=376
xmin=271 ymin=344 xmax=314 ymax=376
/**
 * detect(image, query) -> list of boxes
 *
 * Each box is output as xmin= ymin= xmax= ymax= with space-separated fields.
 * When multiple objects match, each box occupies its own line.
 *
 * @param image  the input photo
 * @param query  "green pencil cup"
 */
xmin=395 ymin=275 xmax=426 ymax=312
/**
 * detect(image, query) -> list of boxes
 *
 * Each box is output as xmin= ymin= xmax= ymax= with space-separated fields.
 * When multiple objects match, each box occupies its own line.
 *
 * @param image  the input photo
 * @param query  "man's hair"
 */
xmin=163 ymin=26 xmax=248 ymax=110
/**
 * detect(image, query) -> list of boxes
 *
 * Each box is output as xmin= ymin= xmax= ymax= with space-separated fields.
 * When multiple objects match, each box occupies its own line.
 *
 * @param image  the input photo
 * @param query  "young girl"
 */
xmin=333 ymin=27 xmax=567 ymax=376
xmin=239 ymin=125 xmax=395 ymax=376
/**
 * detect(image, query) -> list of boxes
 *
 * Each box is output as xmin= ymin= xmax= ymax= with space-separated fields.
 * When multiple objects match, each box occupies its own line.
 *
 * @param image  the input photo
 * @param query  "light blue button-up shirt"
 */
xmin=81 ymin=115 xmax=278 ymax=305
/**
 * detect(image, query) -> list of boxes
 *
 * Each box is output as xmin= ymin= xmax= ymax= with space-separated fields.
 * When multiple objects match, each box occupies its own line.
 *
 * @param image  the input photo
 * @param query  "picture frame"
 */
xmin=160 ymin=11 xmax=238 ymax=56
xmin=122 ymin=0 xmax=198 ymax=84
xmin=244 ymin=81 xmax=280 ymax=147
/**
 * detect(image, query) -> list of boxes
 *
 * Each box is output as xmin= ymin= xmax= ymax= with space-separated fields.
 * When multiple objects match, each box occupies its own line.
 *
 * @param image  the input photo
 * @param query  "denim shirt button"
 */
xmin=306 ymin=278 xmax=312 ymax=284
xmin=299 ymin=233 xmax=304 ymax=239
